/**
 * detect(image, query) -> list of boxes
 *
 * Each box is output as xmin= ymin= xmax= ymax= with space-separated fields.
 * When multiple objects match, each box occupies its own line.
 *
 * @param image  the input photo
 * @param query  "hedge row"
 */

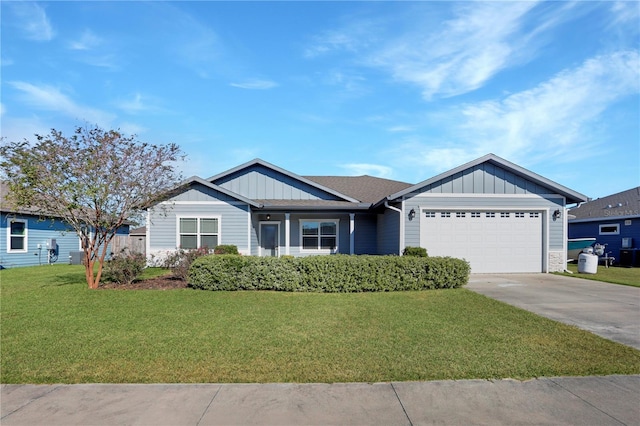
xmin=188 ymin=255 xmax=470 ymax=292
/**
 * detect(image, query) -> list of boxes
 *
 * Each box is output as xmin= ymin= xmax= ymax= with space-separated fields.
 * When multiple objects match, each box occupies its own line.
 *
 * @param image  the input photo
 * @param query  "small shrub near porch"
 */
xmin=188 ymin=255 xmax=470 ymax=292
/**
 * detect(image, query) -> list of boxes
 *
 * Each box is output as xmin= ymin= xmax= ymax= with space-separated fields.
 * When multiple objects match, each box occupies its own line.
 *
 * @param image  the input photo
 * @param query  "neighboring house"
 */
xmin=1 ymin=182 xmax=130 ymax=268
xmin=147 ymin=154 xmax=587 ymax=273
xmin=568 ymin=187 xmax=640 ymax=266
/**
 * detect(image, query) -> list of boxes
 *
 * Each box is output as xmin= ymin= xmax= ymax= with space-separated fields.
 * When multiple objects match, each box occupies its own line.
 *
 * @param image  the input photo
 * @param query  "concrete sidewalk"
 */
xmin=2 ymin=375 xmax=639 ymax=425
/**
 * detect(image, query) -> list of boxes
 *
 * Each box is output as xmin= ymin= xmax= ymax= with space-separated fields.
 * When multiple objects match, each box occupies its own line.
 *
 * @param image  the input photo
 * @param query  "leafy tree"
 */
xmin=1 ymin=125 xmax=184 ymax=288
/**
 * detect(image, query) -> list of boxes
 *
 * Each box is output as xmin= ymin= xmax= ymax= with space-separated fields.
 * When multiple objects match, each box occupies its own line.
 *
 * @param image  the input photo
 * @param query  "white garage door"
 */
xmin=420 ymin=210 xmax=543 ymax=273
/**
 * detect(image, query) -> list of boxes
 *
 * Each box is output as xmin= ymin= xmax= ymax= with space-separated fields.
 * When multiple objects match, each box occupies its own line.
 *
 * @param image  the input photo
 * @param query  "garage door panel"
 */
xmin=421 ymin=210 xmax=543 ymax=273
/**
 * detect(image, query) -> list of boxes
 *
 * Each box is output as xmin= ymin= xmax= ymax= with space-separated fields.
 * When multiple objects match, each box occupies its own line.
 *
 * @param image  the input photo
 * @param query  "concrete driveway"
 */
xmin=467 ymin=273 xmax=640 ymax=350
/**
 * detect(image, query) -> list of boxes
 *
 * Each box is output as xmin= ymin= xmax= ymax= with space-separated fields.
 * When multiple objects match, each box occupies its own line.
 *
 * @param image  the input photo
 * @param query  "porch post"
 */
xmin=285 ymin=213 xmax=290 ymax=255
xmin=349 ymin=213 xmax=355 ymax=255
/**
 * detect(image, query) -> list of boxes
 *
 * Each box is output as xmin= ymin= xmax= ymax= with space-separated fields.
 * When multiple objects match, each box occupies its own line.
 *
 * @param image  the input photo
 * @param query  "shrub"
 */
xmin=188 ymin=255 xmax=470 ymax=292
xmin=163 ymin=247 xmax=213 ymax=281
xmin=403 ymin=246 xmax=428 ymax=257
xmin=103 ymin=249 xmax=146 ymax=285
xmin=214 ymin=245 xmax=239 ymax=255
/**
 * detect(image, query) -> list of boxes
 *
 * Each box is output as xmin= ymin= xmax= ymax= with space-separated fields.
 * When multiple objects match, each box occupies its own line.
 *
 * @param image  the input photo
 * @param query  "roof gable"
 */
xmin=208 ymin=158 xmax=360 ymax=203
xmin=385 ymin=154 xmax=588 ymax=204
xmin=166 ymin=176 xmax=262 ymax=207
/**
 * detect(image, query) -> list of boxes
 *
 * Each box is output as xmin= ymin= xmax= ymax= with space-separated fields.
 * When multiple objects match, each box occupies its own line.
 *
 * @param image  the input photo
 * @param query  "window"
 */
xmin=424 ymin=211 xmax=436 ymax=218
xmin=301 ymin=220 xmax=338 ymax=251
xmin=530 ymin=212 xmax=539 ymax=218
xmin=178 ymin=217 xmax=219 ymax=249
xmin=471 ymin=212 xmax=481 ymax=218
xmin=456 ymin=212 xmax=466 ymax=218
xmin=500 ymin=212 xmax=510 ymax=218
xmin=486 ymin=212 xmax=495 ymax=218
xmin=8 ymin=220 xmax=27 ymax=252
xmin=515 ymin=212 xmax=525 ymax=218
xmin=599 ymin=224 xmax=619 ymax=235
xmin=440 ymin=212 xmax=451 ymax=218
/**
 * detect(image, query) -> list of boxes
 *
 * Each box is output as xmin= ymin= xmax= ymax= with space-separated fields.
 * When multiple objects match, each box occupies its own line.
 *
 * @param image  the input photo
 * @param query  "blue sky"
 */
xmin=2 ymin=1 xmax=638 ymax=201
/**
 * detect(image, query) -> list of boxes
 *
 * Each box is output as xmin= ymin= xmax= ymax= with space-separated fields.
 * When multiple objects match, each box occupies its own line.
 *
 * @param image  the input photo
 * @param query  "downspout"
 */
xmin=384 ymin=201 xmax=404 ymax=255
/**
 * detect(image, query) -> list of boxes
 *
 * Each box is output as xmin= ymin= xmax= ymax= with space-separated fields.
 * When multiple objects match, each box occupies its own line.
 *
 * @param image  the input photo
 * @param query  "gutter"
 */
xmin=384 ymin=200 xmax=405 ymax=254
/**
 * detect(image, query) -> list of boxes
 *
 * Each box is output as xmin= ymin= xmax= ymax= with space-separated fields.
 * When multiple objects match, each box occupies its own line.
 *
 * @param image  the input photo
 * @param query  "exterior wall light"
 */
xmin=408 ymin=208 xmax=416 ymax=221
xmin=553 ymin=209 xmax=562 ymax=220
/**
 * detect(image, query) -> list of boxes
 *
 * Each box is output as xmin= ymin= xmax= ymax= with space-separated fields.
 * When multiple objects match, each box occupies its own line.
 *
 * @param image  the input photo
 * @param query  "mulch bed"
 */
xmin=99 ymin=275 xmax=189 ymax=290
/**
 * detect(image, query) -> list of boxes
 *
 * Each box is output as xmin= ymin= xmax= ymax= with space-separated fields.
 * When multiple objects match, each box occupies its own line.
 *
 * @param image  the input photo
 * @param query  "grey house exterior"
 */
xmin=146 ymin=154 xmax=587 ymax=273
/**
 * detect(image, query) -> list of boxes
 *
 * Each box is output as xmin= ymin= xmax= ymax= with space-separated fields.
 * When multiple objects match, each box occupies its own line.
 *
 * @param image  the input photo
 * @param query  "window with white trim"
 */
xmin=301 ymin=220 xmax=338 ymax=251
xmin=178 ymin=217 xmax=219 ymax=249
xmin=599 ymin=224 xmax=619 ymax=235
xmin=8 ymin=220 xmax=27 ymax=252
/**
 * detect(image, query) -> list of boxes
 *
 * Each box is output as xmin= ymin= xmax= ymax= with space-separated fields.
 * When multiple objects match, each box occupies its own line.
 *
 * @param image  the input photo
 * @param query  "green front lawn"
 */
xmin=559 ymin=264 xmax=640 ymax=287
xmin=1 ymin=265 xmax=639 ymax=383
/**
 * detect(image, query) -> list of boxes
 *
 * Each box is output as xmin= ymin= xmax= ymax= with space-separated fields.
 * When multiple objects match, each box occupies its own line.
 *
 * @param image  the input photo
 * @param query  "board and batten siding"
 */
xmin=377 ymin=208 xmax=401 ymax=255
xmin=214 ymin=164 xmax=341 ymax=201
xmin=413 ymin=163 xmax=553 ymax=196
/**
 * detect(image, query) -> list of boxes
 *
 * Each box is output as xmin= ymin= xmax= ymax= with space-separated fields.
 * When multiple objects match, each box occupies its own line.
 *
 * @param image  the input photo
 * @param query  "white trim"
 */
xmin=410 ymin=193 xmax=565 ymax=199
xmin=6 ymin=218 xmax=28 ymax=253
xmin=259 ymin=221 xmax=280 ymax=257
xmin=247 ymin=206 xmax=252 ymax=256
xmin=146 ymin=210 xmax=151 ymax=257
xmin=285 ymin=213 xmax=291 ymax=256
xmin=349 ymin=213 xmax=355 ymax=255
xmin=419 ymin=206 xmax=549 ymax=273
xmin=299 ymin=219 xmax=340 ymax=254
xmin=176 ymin=215 xmax=221 ymax=249
xmin=599 ymin=223 xmax=620 ymax=235
xmin=159 ymin=201 xmax=249 ymax=206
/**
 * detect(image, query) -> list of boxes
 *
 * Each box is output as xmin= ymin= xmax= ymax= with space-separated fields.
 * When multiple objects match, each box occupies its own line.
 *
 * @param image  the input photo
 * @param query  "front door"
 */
xmin=260 ymin=223 xmax=279 ymax=257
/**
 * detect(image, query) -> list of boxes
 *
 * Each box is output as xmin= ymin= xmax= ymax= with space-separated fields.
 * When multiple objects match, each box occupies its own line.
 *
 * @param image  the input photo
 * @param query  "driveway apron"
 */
xmin=467 ymin=273 xmax=640 ymax=350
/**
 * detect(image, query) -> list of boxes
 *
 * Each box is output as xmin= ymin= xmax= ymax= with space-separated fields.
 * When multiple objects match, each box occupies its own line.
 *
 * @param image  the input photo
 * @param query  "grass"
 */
xmin=559 ymin=263 xmax=640 ymax=287
xmin=1 ymin=265 xmax=639 ymax=384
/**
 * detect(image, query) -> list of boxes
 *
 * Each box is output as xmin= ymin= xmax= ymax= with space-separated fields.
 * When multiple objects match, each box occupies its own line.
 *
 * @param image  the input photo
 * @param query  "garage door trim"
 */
xmin=418 ymin=206 xmax=549 ymax=273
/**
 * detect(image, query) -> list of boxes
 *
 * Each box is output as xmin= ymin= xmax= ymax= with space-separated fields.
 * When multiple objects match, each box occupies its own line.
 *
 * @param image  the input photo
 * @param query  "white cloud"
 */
xmin=116 ymin=93 xmax=166 ymax=115
xmin=230 ymin=79 xmax=278 ymax=90
xmin=8 ymin=81 xmax=115 ymax=127
xmin=9 ymin=2 xmax=55 ymax=41
xmin=69 ymin=29 xmax=102 ymax=51
xmin=391 ymin=51 xmax=640 ymax=172
xmin=370 ymin=2 xmax=540 ymax=100
xmin=340 ymin=163 xmax=393 ymax=178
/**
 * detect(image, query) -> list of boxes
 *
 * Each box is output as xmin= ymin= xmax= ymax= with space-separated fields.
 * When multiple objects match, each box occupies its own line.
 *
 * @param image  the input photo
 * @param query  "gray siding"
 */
xmin=414 ymin=163 xmax=552 ymax=195
xmin=403 ymin=195 xmax=564 ymax=250
xmin=172 ymin=185 xmax=242 ymax=203
xmin=377 ymin=208 xmax=400 ymax=255
xmin=149 ymin=202 xmax=250 ymax=252
xmin=354 ymin=214 xmax=378 ymax=254
xmin=214 ymin=164 xmax=340 ymax=200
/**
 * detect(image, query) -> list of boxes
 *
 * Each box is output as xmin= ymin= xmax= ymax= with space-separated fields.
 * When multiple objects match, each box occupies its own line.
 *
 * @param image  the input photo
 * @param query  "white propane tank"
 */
xmin=578 ymin=252 xmax=598 ymax=274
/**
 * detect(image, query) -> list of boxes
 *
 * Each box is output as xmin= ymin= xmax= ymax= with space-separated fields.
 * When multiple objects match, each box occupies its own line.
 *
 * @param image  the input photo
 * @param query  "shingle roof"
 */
xmin=569 ymin=186 xmax=640 ymax=221
xmin=303 ymin=176 xmax=412 ymax=204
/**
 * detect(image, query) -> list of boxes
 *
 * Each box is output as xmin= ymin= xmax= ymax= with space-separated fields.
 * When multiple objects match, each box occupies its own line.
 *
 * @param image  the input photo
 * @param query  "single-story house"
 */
xmin=569 ymin=187 xmax=640 ymax=266
xmin=146 ymin=153 xmax=587 ymax=273
xmin=1 ymin=182 xmax=131 ymax=268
